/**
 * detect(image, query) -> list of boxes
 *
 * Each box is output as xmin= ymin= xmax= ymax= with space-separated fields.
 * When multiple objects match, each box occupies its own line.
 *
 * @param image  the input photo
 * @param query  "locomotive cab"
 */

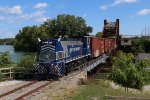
xmin=82 ymin=36 xmax=92 ymax=59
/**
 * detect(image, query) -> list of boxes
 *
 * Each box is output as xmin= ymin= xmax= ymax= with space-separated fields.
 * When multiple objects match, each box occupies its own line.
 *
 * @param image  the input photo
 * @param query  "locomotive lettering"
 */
xmin=69 ymin=47 xmax=80 ymax=52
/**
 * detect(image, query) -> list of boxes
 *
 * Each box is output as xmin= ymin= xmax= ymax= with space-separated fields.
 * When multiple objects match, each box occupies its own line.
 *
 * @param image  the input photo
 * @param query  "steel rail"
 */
xmin=0 ymin=81 xmax=38 ymax=98
xmin=15 ymin=81 xmax=53 ymax=100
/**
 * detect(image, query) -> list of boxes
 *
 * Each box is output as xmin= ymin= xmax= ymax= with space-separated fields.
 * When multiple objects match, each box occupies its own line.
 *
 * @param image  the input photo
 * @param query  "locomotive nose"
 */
xmin=35 ymin=62 xmax=61 ymax=80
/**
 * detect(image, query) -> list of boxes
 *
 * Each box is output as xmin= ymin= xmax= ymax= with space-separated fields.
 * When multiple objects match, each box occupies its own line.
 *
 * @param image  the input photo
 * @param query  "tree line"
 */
xmin=0 ymin=38 xmax=14 ymax=45
xmin=120 ymin=37 xmax=150 ymax=53
xmin=14 ymin=14 xmax=93 ymax=52
xmin=109 ymin=51 xmax=150 ymax=92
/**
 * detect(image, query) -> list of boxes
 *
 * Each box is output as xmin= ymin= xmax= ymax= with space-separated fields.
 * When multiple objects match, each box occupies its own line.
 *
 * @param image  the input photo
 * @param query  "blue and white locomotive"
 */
xmin=35 ymin=36 xmax=91 ymax=79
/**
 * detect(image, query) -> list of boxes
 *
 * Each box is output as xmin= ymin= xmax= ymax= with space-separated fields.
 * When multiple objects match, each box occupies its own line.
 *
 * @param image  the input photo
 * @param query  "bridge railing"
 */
xmin=77 ymin=55 xmax=109 ymax=72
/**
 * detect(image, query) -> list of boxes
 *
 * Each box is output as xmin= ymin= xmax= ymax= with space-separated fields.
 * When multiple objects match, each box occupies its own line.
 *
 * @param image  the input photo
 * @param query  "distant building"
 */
xmin=135 ymin=53 xmax=150 ymax=61
xmin=120 ymin=35 xmax=140 ymax=46
xmin=121 ymin=37 xmax=132 ymax=46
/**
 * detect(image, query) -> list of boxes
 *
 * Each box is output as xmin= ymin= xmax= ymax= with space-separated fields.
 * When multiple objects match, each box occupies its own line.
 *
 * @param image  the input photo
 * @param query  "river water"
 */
xmin=0 ymin=45 xmax=30 ymax=63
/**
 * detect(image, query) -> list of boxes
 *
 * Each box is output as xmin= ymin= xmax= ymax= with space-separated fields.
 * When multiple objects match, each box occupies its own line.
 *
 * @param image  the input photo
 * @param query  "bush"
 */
xmin=0 ymin=71 xmax=4 ymax=80
xmin=0 ymin=52 xmax=11 ymax=67
xmin=17 ymin=54 xmax=35 ymax=68
xmin=15 ymin=54 xmax=36 ymax=79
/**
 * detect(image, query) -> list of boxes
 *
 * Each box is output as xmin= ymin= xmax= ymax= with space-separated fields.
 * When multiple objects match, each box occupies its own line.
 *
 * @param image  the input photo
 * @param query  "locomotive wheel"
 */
xmin=64 ymin=65 xmax=68 ymax=76
xmin=71 ymin=63 xmax=75 ymax=72
xmin=68 ymin=64 xmax=72 ymax=72
xmin=74 ymin=63 xmax=78 ymax=70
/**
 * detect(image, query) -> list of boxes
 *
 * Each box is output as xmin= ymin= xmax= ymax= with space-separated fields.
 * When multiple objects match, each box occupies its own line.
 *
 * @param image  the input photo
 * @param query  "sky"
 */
xmin=0 ymin=0 xmax=150 ymax=39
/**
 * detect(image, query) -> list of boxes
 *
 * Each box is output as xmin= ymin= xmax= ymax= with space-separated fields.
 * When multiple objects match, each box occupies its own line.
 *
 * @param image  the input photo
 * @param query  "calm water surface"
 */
xmin=0 ymin=45 xmax=30 ymax=63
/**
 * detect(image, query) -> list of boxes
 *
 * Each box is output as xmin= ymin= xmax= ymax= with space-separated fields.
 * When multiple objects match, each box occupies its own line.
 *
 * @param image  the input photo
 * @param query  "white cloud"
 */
xmin=35 ymin=17 xmax=48 ymax=22
xmin=32 ymin=11 xmax=45 ymax=17
xmin=137 ymin=9 xmax=150 ymax=16
xmin=32 ymin=11 xmax=49 ymax=22
xmin=34 ymin=2 xmax=48 ymax=9
xmin=31 ymin=11 xmax=49 ymax=22
xmin=82 ymin=13 xmax=87 ymax=17
xmin=0 ymin=16 xmax=5 ymax=20
xmin=0 ymin=5 xmax=23 ymax=14
xmin=99 ymin=0 xmax=137 ymax=10
xmin=112 ymin=0 xmax=138 ymax=6
xmin=99 ymin=5 xmax=108 ymax=10
xmin=0 ymin=11 xmax=49 ymax=23
xmin=0 ymin=16 xmax=15 ymax=23
xmin=20 ymin=14 xmax=31 ymax=20
xmin=0 ymin=29 xmax=15 ymax=38
xmin=57 ymin=4 xmax=67 ymax=8
xmin=20 ymin=11 xmax=49 ymax=23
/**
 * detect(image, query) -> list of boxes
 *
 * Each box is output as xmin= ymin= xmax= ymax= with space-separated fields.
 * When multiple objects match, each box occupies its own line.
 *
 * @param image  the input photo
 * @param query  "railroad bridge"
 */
xmin=77 ymin=54 xmax=109 ymax=80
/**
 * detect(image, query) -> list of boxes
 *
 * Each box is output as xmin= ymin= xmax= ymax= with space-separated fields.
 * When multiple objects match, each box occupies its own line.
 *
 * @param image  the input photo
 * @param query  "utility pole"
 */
xmin=145 ymin=26 xmax=147 ymax=37
xmin=141 ymin=29 xmax=143 ymax=37
xmin=148 ymin=26 xmax=150 ymax=38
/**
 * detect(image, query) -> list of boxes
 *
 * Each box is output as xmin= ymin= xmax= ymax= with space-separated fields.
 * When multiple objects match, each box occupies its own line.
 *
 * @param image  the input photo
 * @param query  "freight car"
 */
xmin=35 ymin=36 xmax=116 ymax=80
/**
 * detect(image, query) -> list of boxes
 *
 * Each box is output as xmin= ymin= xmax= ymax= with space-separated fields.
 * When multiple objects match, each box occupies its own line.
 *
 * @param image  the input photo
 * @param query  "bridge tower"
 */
xmin=102 ymin=19 xmax=120 ymax=47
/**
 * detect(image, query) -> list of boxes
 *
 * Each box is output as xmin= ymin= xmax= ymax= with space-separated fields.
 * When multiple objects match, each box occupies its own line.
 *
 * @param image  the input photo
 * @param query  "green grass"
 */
xmin=72 ymin=73 xmax=150 ymax=100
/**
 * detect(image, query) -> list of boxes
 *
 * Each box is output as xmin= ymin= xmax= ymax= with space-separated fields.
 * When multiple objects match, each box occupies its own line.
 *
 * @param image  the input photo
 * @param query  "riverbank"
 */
xmin=72 ymin=74 xmax=150 ymax=100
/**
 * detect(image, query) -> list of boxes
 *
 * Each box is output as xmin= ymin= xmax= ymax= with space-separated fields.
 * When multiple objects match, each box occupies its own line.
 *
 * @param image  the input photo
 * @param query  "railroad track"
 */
xmin=0 ymin=59 xmax=101 ymax=100
xmin=0 ymin=80 xmax=53 ymax=100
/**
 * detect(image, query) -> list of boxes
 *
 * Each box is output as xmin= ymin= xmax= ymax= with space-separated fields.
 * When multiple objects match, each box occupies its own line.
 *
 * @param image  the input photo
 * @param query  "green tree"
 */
xmin=0 ymin=52 xmax=11 ymax=67
xmin=14 ymin=14 xmax=92 ymax=52
xmin=14 ymin=25 xmax=49 ymax=51
xmin=95 ymin=32 xmax=102 ymax=38
xmin=109 ymin=51 xmax=150 ymax=91
xmin=42 ymin=14 xmax=93 ymax=38
xmin=142 ymin=39 xmax=150 ymax=53
xmin=131 ymin=39 xmax=145 ymax=53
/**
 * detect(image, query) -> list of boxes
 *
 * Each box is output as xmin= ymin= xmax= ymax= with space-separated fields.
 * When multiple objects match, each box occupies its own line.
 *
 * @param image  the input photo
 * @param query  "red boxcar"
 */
xmin=104 ymin=39 xmax=109 ymax=53
xmin=110 ymin=38 xmax=116 ymax=54
xmin=111 ymin=38 xmax=115 ymax=50
xmin=90 ymin=37 xmax=104 ymax=57
xmin=105 ymin=38 xmax=116 ymax=54
xmin=109 ymin=39 xmax=113 ymax=52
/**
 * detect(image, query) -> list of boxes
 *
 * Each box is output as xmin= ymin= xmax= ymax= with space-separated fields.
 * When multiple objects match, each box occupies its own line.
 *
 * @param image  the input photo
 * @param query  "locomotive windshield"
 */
xmin=39 ymin=50 xmax=56 ymax=62
xmin=38 ymin=41 xmax=56 ymax=62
